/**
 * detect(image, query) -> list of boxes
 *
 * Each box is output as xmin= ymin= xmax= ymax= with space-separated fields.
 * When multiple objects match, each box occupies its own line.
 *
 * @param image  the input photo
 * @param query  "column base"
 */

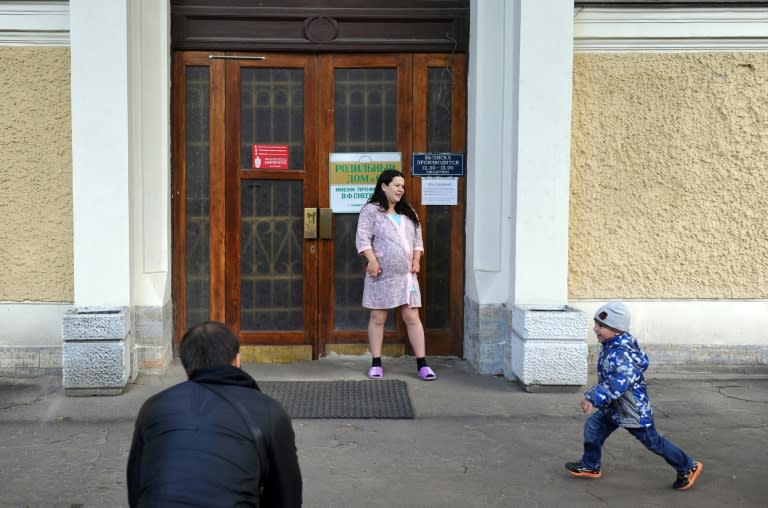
xmin=463 ymin=297 xmax=508 ymax=375
xmin=62 ymin=307 xmax=131 ymax=396
xmin=506 ymin=305 xmax=588 ymax=390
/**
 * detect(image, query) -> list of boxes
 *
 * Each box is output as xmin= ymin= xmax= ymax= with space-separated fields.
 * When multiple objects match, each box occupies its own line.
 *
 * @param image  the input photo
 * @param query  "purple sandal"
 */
xmin=367 ymin=366 xmax=383 ymax=379
xmin=418 ymin=366 xmax=437 ymax=381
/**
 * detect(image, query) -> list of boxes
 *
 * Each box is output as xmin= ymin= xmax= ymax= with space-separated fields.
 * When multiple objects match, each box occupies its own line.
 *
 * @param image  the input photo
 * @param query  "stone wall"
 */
xmin=0 ymin=47 xmax=73 ymax=302
xmin=570 ymin=53 xmax=768 ymax=299
xmin=463 ymin=297 xmax=508 ymax=375
xmin=134 ymin=302 xmax=173 ymax=375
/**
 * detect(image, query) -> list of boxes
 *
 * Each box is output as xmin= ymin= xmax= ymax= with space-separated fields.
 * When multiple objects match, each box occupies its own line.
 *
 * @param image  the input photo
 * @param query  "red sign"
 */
xmin=252 ymin=144 xmax=289 ymax=169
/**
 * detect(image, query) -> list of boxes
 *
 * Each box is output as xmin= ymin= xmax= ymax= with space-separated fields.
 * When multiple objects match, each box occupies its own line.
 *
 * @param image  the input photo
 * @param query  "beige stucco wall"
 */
xmin=0 ymin=47 xmax=73 ymax=302
xmin=569 ymin=53 xmax=768 ymax=299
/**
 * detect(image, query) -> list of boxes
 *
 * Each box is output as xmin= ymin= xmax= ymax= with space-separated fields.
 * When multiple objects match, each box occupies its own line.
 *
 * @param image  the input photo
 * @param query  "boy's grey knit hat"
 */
xmin=594 ymin=301 xmax=630 ymax=332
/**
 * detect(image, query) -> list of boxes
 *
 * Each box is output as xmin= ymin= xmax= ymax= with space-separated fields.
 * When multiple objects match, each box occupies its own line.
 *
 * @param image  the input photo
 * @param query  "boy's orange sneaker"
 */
xmin=565 ymin=462 xmax=602 ymax=479
xmin=673 ymin=461 xmax=702 ymax=491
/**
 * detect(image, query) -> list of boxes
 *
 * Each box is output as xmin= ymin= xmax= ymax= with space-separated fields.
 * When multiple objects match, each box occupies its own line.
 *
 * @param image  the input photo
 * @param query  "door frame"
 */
xmin=171 ymin=0 xmax=470 ymax=359
xmin=411 ymin=53 xmax=467 ymax=356
xmin=223 ymin=54 xmax=320 ymax=352
xmin=171 ymin=0 xmax=469 ymax=54
xmin=171 ymin=51 xmax=466 ymax=357
xmin=316 ymin=53 xmax=415 ymax=352
xmin=171 ymin=51 xmax=227 ymax=352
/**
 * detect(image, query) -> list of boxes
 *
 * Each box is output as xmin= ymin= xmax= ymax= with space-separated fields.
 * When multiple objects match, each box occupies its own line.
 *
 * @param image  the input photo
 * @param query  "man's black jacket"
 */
xmin=127 ymin=365 xmax=302 ymax=507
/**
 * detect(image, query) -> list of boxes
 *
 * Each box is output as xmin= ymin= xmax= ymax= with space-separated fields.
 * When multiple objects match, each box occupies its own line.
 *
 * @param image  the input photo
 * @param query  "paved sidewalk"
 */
xmin=1 ymin=357 xmax=766 ymax=507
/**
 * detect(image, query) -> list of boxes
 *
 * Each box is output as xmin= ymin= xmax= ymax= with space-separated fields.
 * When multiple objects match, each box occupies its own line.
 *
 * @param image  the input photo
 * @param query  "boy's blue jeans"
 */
xmin=581 ymin=410 xmax=694 ymax=474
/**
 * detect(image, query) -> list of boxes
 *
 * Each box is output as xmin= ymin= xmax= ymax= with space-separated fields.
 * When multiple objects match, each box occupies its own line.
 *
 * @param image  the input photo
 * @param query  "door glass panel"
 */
xmin=240 ymin=181 xmax=304 ymax=331
xmin=332 ymin=215 xmax=368 ymax=330
xmin=425 ymin=67 xmax=452 ymax=328
xmin=240 ymin=68 xmax=304 ymax=169
xmin=334 ymin=68 xmax=398 ymax=153
xmin=333 ymin=68 xmax=398 ymax=330
xmin=334 ymin=218 xmax=396 ymax=328
xmin=185 ymin=66 xmax=211 ymax=328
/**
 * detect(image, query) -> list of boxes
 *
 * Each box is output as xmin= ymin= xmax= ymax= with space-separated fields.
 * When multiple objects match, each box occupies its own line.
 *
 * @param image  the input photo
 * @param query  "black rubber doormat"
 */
xmin=258 ymin=380 xmax=414 ymax=419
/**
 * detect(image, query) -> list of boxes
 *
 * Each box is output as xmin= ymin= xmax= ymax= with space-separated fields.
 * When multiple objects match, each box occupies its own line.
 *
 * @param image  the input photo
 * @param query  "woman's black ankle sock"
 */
xmin=416 ymin=357 xmax=427 ymax=370
xmin=372 ymin=357 xmax=382 ymax=368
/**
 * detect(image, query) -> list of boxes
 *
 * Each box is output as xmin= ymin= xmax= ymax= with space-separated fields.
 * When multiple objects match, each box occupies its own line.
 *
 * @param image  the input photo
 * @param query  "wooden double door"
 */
xmin=172 ymin=52 xmax=465 ymax=359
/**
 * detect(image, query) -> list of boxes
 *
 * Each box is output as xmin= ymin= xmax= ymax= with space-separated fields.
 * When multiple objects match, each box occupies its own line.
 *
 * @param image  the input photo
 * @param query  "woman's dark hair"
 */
xmin=367 ymin=169 xmax=420 ymax=226
xmin=179 ymin=321 xmax=240 ymax=374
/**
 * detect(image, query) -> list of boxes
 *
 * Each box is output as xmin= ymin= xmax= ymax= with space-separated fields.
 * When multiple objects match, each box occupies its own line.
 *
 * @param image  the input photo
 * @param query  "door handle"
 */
xmin=319 ymin=208 xmax=333 ymax=239
xmin=304 ymin=208 xmax=317 ymax=239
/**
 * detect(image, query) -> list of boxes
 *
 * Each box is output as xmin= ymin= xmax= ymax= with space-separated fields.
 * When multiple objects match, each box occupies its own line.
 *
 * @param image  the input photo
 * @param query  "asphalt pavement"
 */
xmin=1 ymin=356 xmax=766 ymax=508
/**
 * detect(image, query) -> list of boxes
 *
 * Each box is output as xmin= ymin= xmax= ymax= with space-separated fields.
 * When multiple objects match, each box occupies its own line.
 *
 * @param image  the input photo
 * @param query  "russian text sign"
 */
xmin=422 ymin=177 xmax=458 ymax=205
xmin=411 ymin=152 xmax=464 ymax=177
xmin=329 ymin=152 xmax=402 ymax=213
xmin=252 ymin=144 xmax=289 ymax=169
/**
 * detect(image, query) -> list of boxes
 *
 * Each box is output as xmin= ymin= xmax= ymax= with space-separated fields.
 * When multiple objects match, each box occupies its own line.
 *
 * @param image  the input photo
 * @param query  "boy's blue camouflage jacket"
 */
xmin=584 ymin=332 xmax=654 ymax=428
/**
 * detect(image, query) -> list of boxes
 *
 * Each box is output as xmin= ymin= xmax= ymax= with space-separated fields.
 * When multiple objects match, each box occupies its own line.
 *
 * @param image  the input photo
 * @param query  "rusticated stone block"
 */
xmin=507 ymin=305 xmax=589 ymax=390
xmin=62 ymin=341 xmax=129 ymax=395
xmin=512 ymin=304 xmax=588 ymax=340
xmin=62 ymin=307 xmax=130 ymax=341
xmin=506 ymin=336 xmax=588 ymax=389
xmin=62 ymin=307 xmax=131 ymax=396
xmin=463 ymin=297 xmax=508 ymax=375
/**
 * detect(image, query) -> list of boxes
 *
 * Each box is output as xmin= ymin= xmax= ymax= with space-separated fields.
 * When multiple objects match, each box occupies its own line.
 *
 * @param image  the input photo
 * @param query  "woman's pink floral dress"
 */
xmin=355 ymin=203 xmax=424 ymax=309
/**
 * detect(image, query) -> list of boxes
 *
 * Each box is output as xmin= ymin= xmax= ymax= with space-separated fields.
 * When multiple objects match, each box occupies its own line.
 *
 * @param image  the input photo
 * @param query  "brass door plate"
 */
xmin=319 ymin=208 xmax=333 ymax=239
xmin=304 ymin=208 xmax=317 ymax=239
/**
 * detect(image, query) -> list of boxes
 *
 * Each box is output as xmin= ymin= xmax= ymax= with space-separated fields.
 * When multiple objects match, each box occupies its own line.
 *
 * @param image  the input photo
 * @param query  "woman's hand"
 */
xmin=580 ymin=399 xmax=594 ymax=415
xmin=366 ymin=259 xmax=381 ymax=277
xmin=411 ymin=258 xmax=420 ymax=273
xmin=361 ymin=249 xmax=381 ymax=277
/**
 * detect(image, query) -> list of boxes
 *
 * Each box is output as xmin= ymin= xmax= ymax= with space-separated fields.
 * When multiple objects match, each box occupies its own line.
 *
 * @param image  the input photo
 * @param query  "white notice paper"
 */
xmin=421 ymin=177 xmax=458 ymax=205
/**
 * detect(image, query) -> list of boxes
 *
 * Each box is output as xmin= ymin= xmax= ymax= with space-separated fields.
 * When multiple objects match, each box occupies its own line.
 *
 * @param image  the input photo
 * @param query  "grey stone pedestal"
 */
xmin=62 ymin=307 xmax=132 ymax=396
xmin=505 ymin=305 xmax=588 ymax=391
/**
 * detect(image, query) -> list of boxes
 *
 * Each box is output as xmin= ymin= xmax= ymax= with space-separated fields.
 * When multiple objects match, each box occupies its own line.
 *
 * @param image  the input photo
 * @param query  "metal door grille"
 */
xmin=240 ymin=68 xmax=305 ymax=169
xmin=240 ymin=181 xmax=304 ymax=330
xmin=185 ymin=66 xmax=212 ymax=328
xmin=333 ymin=68 xmax=398 ymax=330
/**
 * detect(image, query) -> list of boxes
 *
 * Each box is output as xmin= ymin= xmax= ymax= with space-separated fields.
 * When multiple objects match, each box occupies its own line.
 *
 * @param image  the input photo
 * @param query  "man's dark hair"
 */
xmin=179 ymin=321 xmax=240 ymax=374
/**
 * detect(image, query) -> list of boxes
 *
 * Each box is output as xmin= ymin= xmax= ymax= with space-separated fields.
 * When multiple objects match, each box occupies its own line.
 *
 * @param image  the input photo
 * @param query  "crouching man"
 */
xmin=127 ymin=321 xmax=302 ymax=507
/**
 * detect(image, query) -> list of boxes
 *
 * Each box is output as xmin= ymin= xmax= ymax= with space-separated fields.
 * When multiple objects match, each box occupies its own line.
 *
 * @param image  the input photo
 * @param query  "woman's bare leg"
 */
xmin=400 ymin=306 xmax=426 ymax=357
xmin=368 ymin=309 xmax=389 ymax=357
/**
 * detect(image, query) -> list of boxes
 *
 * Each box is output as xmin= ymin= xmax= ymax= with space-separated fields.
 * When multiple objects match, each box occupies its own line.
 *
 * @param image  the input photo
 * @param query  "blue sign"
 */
xmin=411 ymin=152 xmax=465 ymax=177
